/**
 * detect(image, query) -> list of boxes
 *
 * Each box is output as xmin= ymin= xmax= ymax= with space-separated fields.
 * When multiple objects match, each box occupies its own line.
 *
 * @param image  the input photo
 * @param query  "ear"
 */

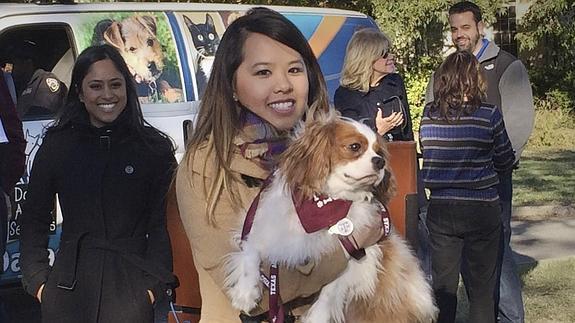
xmin=137 ymin=15 xmax=157 ymax=36
xmin=78 ymin=89 xmax=85 ymax=103
xmin=279 ymin=120 xmax=335 ymax=198
xmin=183 ymin=15 xmax=194 ymax=29
xmin=477 ymin=21 xmax=485 ymax=37
xmin=92 ymin=19 xmax=114 ymax=45
xmin=374 ymin=168 xmax=396 ymax=205
xmin=103 ymin=22 xmax=125 ymax=50
xmin=206 ymin=13 xmax=215 ymax=27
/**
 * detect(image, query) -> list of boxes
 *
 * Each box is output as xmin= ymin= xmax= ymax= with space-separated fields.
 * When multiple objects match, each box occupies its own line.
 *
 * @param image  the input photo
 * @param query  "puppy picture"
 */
xmin=225 ymin=112 xmax=437 ymax=322
xmin=90 ymin=13 xmax=183 ymax=103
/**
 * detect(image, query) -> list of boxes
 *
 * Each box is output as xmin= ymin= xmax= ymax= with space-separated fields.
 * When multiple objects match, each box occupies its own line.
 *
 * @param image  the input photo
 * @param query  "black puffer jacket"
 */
xmin=334 ymin=73 xmax=414 ymax=141
xmin=20 ymin=112 xmax=177 ymax=323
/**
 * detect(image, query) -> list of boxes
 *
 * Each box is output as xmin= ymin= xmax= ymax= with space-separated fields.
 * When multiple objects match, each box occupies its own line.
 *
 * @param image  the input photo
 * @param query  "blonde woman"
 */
xmin=334 ymin=28 xmax=413 ymax=141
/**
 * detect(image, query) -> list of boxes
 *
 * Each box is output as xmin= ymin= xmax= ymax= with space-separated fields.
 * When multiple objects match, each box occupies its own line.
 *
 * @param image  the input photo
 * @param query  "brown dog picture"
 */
xmin=89 ymin=13 xmax=183 ymax=103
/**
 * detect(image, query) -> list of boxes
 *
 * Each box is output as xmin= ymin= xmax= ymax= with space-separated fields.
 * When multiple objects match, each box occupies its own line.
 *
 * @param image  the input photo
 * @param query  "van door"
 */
xmin=0 ymin=10 xmax=198 ymax=286
xmin=0 ymin=19 xmax=73 ymax=286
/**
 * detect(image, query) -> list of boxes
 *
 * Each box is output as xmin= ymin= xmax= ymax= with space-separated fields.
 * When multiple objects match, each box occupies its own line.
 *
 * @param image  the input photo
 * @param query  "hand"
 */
xmin=350 ymin=220 xmax=385 ymax=250
xmin=375 ymin=109 xmax=403 ymax=136
xmin=147 ymin=290 xmax=155 ymax=304
xmin=37 ymin=284 xmax=45 ymax=303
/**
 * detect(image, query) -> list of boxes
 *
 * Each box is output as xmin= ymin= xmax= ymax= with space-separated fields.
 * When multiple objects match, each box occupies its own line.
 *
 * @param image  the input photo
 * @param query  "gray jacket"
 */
xmin=425 ymin=41 xmax=534 ymax=161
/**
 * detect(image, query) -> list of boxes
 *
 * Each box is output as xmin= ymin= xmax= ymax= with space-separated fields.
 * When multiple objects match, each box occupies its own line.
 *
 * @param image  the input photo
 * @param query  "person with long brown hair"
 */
xmin=175 ymin=8 xmax=384 ymax=323
xmin=20 ymin=44 xmax=177 ymax=323
xmin=419 ymin=50 xmax=515 ymax=323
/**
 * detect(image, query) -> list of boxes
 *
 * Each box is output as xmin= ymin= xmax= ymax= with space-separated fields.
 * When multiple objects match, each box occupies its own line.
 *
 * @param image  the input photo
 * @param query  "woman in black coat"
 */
xmin=334 ymin=28 xmax=414 ymax=141
xmin=20 ymin=45 xmax=177 ymax=323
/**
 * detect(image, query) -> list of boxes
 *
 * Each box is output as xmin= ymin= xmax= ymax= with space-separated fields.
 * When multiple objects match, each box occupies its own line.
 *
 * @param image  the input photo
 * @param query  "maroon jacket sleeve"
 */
xmin=0 ymin=72 xmax=27 ymax=194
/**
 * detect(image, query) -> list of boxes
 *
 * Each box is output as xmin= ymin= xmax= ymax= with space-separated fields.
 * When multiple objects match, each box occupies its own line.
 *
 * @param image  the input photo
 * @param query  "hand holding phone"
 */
xmin=375 ymin=109 xmax=403 ymax=136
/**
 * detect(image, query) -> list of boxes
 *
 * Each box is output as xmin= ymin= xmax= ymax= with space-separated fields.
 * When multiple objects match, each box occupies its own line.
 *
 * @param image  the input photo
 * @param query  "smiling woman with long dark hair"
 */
xmin=20 ymin=44 xmax=177 ymax=323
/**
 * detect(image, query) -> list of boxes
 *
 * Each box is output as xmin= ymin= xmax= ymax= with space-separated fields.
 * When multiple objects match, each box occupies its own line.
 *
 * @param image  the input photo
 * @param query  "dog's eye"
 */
xmin=147 ymin=38 xmax=154 ymax=47
xmin=129 ymin=47 xmax=137 ymax=53
xmin=348 ymin=143 xmax=361 ymax=152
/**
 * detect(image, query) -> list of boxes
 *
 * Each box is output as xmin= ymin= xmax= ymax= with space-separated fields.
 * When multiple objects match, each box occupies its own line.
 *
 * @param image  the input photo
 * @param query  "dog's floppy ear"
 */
xmin=136 ymin=15 xmax=157 ymax=36
xmin=374 ymin=168 xmax=396 ymax=205
xmin=103 ymin=21 xmax=124 ymax=50
xmin=279 ymin=119 xmax=336 ymax=198
xmin=92 ymin=19 xmax=114 ymax=45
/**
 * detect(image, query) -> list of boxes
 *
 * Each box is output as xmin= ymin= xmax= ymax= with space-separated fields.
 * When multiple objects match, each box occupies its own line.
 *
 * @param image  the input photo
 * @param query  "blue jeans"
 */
xmin=497 ymin=171 xmax=525 ymax=323
xmin=427 ymin=200 xmax=502 ymax=323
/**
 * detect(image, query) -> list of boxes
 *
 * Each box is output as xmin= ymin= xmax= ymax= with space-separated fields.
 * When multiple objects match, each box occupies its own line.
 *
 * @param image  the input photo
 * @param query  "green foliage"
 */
xmin=535 ymin=89 xmax=574 ymax=113
xmin=369 ymin=0 xmax=506 ymax=132
xmin=528 ymin=108 xmax=575 ymax=149
xmin=517 ymin=0 xmax=575 ymax=112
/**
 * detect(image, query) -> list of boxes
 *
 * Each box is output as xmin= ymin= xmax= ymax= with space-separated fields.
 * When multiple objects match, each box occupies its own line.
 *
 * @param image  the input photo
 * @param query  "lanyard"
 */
xmin=475 ymin=38 xmax=489 ymax=60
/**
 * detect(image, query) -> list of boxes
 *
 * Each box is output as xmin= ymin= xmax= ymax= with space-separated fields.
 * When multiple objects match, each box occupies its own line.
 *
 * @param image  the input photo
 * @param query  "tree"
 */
xmin=369 ymin=0 xmax=505 ymax=130
xmin=517 ymin=0 xmax=575 ymax=112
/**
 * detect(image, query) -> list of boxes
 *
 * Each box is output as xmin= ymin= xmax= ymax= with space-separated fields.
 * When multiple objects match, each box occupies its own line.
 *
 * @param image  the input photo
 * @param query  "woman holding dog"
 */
xmin=419 ymin=50 xmax=515 ymax=323
xmin=175 ymin=8 xmax=385 ymax=323
xmin=20 ymin=44 xmax=177 ymax=323
xmin=334 ymin=28 xmax=413 ymax=142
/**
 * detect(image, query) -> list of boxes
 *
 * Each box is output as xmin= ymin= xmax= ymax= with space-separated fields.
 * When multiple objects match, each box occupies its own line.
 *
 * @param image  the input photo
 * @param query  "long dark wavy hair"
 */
xmin=431 ymin=50 xmax=486 ymax=120
xmin=183 ymin=7 xmax=330 ymax=223
xmin=50 ymin=44 xmax=173 ymax=152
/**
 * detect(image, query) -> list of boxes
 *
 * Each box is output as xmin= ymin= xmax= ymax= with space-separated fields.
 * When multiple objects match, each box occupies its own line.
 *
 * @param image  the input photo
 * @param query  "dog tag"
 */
xmin=328 ymin=218 xmax=354 ymax=236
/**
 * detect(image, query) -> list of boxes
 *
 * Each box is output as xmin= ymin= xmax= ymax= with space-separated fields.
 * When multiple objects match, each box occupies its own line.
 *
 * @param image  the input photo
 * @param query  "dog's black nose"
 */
xmin=372 ymin=156 xmax=385 ymax=170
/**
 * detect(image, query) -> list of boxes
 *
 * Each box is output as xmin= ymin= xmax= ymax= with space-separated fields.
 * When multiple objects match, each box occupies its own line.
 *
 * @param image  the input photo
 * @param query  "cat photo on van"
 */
xmin=182 ymin=13 xmax=223 ymax=98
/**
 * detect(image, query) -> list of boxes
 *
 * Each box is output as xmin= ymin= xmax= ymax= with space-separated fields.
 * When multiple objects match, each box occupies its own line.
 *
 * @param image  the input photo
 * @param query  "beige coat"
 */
xmin=176 ymin=141 xmax=348 ymax=323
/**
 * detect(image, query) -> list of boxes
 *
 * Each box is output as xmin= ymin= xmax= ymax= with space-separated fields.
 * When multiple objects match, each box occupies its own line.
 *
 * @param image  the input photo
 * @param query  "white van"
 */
xmin=0 ymin=1 xmax=378 ymax=290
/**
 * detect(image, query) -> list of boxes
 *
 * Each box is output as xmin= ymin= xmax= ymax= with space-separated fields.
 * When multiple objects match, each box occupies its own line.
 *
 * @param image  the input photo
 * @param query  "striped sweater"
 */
xmin=419 ymin=103 xmax=515 ymax=202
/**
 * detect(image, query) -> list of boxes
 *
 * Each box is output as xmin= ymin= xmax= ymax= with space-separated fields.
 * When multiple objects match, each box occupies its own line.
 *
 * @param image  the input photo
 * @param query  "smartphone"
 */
xmin=379 ymin=95 xmax=404 ymax=118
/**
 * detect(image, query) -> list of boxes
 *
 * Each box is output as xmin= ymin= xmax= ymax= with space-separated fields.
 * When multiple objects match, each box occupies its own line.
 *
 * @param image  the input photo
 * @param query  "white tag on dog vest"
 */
xmin=328 ymin=218 xmax=354 ymax=236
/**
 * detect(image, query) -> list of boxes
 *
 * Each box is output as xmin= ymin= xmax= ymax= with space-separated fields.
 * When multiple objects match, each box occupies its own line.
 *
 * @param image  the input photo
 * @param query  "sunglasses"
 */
xmin=381 ymin=50 xmax=390 ymax=59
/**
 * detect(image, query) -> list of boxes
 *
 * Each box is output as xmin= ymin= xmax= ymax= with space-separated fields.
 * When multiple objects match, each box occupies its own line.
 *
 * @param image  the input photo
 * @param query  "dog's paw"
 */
xmin=228 ymin=281 xmax=262 ymax=313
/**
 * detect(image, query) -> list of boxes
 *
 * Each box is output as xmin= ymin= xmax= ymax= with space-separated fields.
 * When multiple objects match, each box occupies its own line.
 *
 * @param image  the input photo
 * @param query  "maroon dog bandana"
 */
xmin=291 ymin=191 xmax=353 ymax=233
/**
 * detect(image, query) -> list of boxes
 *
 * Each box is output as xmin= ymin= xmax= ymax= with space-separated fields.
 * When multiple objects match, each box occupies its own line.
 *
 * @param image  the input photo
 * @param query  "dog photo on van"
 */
xmin=88 ymin=12 xmax=183 ymax=103
xmin=181 ymin=12 xmax=224 ymax=99
xmin=225 ymin=113 xmax=437 ymax=323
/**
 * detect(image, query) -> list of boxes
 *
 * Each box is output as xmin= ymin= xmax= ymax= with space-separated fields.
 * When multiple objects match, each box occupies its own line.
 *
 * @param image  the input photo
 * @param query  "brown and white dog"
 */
xmin=224 ymin=112 xmax=437 ymax=322
xmin=94 ymin=15 xmax=164 ymax=85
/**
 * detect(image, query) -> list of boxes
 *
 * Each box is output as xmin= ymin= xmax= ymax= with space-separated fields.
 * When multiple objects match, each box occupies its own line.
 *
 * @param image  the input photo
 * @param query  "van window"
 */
xmin=0 ymin=24 xmax=72 ymax=121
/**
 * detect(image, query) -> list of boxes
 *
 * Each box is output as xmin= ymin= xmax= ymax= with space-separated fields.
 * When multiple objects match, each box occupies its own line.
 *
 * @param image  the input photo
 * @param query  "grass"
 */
xmin=455 ymin=257 xmax=575 ymax=323
xmin=513 ymin=149 xmax=575 ymax=207
xmin=512 ymin=108 xmax=575 ymax=207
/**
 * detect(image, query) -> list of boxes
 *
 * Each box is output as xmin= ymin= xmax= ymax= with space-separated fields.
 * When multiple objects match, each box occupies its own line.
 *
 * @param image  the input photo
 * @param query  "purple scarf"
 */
xmin=234 ymin=110 xmax=288 ymax=171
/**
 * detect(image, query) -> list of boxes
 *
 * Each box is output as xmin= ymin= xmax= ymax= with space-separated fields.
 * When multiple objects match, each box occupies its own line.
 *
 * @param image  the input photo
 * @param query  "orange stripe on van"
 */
xmin=308 ymin=16 xmax=346 ymax=58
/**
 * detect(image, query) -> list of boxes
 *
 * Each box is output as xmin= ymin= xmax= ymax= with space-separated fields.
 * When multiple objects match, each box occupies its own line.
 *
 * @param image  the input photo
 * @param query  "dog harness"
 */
xmin=241 ymin=177 xmax=392 ymax=323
